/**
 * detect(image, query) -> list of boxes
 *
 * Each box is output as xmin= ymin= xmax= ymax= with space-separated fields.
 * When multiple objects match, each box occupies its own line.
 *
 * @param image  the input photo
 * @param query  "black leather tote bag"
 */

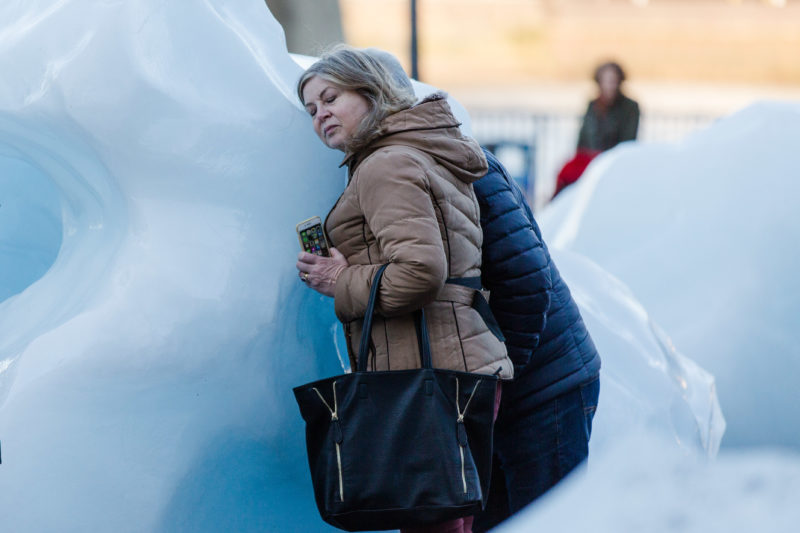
xmin=293 ymin=264 xmax=498 ymax=531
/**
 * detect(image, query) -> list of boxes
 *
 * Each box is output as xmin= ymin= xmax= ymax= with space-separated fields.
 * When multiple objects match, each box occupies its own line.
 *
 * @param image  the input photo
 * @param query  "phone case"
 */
xmin=297 ymin=216 xmax=331 ymax=257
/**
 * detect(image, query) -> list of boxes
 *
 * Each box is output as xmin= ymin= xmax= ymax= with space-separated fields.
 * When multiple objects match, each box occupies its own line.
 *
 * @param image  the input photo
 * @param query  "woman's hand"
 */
xmin=296 ymin=248 xmax=349 ymax=297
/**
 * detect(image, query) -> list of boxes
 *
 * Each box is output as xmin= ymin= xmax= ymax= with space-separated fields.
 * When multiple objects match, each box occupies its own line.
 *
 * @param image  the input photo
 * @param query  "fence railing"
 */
xmin=469 ymin=109 xmax=718 ymax=210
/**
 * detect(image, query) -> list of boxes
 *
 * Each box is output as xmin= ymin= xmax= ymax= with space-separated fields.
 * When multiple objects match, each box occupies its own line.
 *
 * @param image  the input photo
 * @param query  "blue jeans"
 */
xmin=473 ymin=377 xmax=599 ymax=532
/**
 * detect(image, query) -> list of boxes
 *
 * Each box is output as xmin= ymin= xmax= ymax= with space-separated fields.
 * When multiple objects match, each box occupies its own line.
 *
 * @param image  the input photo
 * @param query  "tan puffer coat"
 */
xmin=325 ymin=94 xmax=513 ymax=379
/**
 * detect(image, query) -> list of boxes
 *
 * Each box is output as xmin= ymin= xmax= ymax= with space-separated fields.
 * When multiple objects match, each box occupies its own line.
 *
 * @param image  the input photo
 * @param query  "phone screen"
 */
xmin=299 ymin=222 xmax=330 ymax=257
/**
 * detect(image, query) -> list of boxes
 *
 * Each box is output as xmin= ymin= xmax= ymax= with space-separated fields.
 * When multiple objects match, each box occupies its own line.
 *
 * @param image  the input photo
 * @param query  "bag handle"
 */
xmin=356 ymin=264 xmax=433 ymax=372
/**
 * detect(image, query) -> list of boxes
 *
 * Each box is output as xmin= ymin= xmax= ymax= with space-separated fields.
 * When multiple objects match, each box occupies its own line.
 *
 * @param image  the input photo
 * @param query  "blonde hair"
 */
xmin=297 ymin=44 xmax=417 ymax=154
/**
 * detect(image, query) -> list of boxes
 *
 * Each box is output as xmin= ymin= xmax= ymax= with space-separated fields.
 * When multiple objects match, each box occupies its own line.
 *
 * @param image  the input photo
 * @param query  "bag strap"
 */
xmin=357 ymin=264 xmax=433 ymax=372
xmin=413 ymin=309 xmax=433 ymax=369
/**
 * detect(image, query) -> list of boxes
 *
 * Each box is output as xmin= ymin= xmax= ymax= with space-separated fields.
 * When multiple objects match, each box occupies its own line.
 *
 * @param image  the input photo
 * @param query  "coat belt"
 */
xmin=438 ymin=277 xmax=506 ymax=343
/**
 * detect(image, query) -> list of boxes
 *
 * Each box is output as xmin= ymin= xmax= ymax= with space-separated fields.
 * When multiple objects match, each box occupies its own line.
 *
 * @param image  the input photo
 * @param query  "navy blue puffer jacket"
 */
xmin=475 ymin=149 xmax=600 ymax=409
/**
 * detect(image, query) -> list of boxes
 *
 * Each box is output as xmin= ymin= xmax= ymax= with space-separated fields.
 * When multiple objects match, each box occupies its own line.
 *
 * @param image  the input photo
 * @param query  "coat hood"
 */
xmin=343 ymin=93 xmax=488 ymax=184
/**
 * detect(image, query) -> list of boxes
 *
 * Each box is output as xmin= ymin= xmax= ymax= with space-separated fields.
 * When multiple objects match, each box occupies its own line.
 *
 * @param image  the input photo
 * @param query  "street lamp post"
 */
xmin=410 ymin=0 xmax=419 ymax=80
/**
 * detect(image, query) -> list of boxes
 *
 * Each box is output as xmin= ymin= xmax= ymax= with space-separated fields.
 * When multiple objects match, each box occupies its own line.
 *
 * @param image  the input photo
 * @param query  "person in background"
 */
xmin=554 ymin=60 xmax=639 ymax=197
xmin=363 ymin=49 xmax=601 ymax=532
xmin=577 ymin=61 xmax=639 ymax=152
xmin=296 ymin=45 xmax=513 ymax=533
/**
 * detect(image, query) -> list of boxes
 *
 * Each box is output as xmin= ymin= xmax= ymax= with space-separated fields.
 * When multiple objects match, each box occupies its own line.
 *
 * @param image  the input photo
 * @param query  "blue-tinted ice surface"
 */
xmin=0 ymin=1 xmax=794 ymax=532
xmin=0 ymin=150 xmax=62 ymax=302
xmin=542 ymin=102 xmax=800 ymax=450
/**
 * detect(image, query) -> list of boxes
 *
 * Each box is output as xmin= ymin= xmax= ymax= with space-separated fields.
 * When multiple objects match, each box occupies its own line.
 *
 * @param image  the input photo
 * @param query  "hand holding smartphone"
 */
xmin=296 ymin=216 xmax=331 ymax=257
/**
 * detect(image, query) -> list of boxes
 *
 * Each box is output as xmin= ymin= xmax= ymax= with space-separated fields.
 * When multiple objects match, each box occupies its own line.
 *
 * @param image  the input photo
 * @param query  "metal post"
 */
xmin=410 ymin=0 xmax=419 ymax=80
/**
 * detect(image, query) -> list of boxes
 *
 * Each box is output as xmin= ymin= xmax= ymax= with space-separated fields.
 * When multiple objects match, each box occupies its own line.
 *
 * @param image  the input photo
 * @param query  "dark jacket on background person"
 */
xmin=577 ymin=94 xmax=640 ymax=152
xmin=474 ymin=149 xmax=600 ymax=410
xmin=324 ymin=95 xmax=513 ymax=379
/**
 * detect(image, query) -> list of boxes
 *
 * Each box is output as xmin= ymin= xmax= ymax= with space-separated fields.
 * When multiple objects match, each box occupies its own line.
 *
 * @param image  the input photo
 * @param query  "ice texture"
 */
xmin=498 ymin=431 xmax=800 ymax=533
xmin=541 ymin=102 xmax=800 ymax=450
xmin=0 ymin=1 xmax=786 ymax=532
xmin=507 ymin=102 xmax=800 ymax=533
xmin=0 ymin=1 xmax=345 ymax=531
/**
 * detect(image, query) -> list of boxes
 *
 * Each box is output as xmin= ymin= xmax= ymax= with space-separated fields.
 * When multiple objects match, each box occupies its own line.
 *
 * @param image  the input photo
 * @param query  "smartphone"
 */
xmin=296 ymin=216 xmax=331 ymax=257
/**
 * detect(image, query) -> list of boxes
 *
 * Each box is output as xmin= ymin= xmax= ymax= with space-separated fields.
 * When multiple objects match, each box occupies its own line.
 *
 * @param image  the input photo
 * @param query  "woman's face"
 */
xmin=597 ymin=67 xmax=621 ymax=103
xmin=302 ymin=76 xmax=371 ymax=152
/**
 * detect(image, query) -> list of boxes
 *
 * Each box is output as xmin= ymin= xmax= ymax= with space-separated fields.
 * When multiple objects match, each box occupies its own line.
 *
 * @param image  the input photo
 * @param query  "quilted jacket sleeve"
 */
xmin=475 ymin=149 xmax=552 ymax=369
xmin=333 ymin=149 xmax=447 ymax=322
